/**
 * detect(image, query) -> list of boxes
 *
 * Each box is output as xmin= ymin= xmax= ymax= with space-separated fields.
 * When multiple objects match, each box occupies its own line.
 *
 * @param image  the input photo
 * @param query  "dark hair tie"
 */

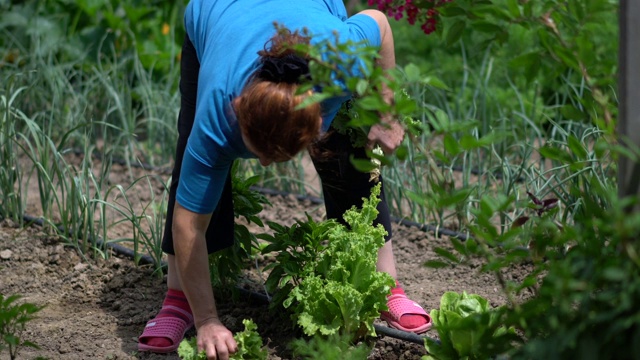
xmin=258 ymin=54 xmax=311 ymax=84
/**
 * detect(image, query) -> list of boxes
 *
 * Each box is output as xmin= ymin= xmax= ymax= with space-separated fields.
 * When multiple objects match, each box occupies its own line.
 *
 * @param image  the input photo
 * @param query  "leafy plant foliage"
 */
xmin=261 ymin=183 xmax=395 ymax=341
xmin=424 ymin=291 xmax=518 ymax=360
xmin=290 ymin=333 xmax=373 ymax=359
xmin=0 ymin=294 xmax=44 ymax=360
xmin=177 ymin=319 xmax=267 ymax=360
xmin=428 ymin=153 xmax=640 ymax=358
xmin=208 ymin=161 xmax=270 ymax=292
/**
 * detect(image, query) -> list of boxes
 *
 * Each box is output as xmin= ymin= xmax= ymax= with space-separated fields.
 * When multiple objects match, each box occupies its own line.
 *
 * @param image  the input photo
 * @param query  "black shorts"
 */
xmin=161 ymin=35 xmax=393 ymax=255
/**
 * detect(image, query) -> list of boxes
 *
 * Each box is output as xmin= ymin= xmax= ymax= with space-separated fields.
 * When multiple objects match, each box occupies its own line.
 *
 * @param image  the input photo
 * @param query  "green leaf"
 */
xmin=4 ymin=334 xmax=18 ymax=347
xmin=602 ymin=268 xmax=626 ymax=282
xmin=509 ymin=51 xmax=540 ymax=68
xmin=439 ymin=5 xmax=467 ymax=17
xmin=395 ymin=144 xmax=409 ymax=161
xmin=539 ymin=145 xmax=573 ymax=164
xmin=446 ymin=20 xmax=466 ymax=46
xmin=297 ymin=92 xmax=332 ymax=110
xmin=434 ymin=247 xmax=459 ymax=263
xmin=395 ymin=96 xmax=417 ymax=114
xmin=506 ymin=0 xmax=521 ymax=18
xmin=355 ymin=79 xmax=369 ymax=96
xmin=471 ymin=21 xmax=503 ymax=34
xmin=552 ymin=44 xmax=579 ymax=70
xmin=357 ymin=95 xmax=383 ymax=111
xmin=437 ymin=188 xmax=471 ymax=208
xmin=443 ymin=133 xmax=461 ymax=156
xmin=231 ymin=319 xmax=268 ymax=359
xmin=350 ymin=157 xmax=377 ymax=173
xmin=560 ymin=104 xmax=585 ymax=121
xmin=424 ymin=260 xmax=450 ymax=268
xmin=567 ymin=135 xmax=588 ymax=160
xmin=178 ymin=337 xmax=206 ymax=360
xmin=450 ymin=238 xmax=468 ymax=257
xmin=404 ymin=63 xmax=422 ymax=82
xmin=468 ymin=4 xmax=512 ymax=21
xmin=465 ymin=238 xmax=478 ymax=253
xmin=422 ymin=76 xmax=450 ymax=90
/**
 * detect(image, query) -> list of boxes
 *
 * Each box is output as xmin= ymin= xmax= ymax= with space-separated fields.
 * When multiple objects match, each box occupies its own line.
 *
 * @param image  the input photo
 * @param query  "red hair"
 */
xmin=235 ymin=27 xmax=322 ymax=161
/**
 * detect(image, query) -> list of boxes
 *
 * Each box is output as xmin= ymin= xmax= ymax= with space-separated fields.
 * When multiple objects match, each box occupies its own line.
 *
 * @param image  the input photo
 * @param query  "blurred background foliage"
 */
xmin=0 ymin=0 xmax=185 ymax=76
xmin=0 ymin=0 xmax=620 ymax=228
xmin=1 ymin=0 xmax=618 ymax=125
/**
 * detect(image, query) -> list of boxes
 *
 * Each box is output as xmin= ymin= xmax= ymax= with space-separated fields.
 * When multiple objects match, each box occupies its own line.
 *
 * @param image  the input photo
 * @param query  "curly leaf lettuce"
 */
xmin=423 ymin=291 xmax=519 ymax=360
xmin=286 ymin=183 xmax=395 ymax=340
xmin=177 ymin=319 xmax=267 ymax=360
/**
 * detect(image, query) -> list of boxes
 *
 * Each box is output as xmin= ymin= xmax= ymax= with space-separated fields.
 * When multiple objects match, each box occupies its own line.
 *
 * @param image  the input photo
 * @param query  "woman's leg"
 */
xmin=309 ymin=129 xmax=394 ymax=239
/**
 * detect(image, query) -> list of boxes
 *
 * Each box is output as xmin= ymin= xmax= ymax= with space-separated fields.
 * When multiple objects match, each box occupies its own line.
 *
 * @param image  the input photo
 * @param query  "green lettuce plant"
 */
xmin=262 ymin=184 xmax=394 ymax=341
xmin=177 ymin=319 xmax=267 ymax=360
xmin=290 ymin=333 xmax=373 ymax=359
xmin=424 ymin=291 xmax=519 ymax=360
xmin=260 ymin=213 xmax=338 ymax=309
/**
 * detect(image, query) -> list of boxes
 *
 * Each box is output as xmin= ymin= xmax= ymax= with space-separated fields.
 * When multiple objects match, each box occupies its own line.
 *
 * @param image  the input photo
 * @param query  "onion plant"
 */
xmin=0 ymin=85 xmax=27 ymax=225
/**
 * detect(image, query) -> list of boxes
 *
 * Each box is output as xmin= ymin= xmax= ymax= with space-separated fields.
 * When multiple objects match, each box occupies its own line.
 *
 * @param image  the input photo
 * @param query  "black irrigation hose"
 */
xmin=19 ymin=212 xmax=438 ymax=347
xmin=21 ymin=214 xmax=159 ymax=267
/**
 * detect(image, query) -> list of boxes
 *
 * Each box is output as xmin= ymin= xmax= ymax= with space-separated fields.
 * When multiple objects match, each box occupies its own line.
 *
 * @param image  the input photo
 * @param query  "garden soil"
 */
xmin=0 ymin=154 xmax=532 ymax=360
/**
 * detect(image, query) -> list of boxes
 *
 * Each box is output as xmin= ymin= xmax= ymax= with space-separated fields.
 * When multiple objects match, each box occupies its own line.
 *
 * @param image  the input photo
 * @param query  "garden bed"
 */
xmin=0 ymin=159 xmax=531 ymax=359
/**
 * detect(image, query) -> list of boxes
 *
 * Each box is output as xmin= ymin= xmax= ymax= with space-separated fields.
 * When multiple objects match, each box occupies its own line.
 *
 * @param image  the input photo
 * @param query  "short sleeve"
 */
xmin=176 ymin=146 xmax=232 ymax=214
xmin=346 ymin=13 xmax=381 ymax=47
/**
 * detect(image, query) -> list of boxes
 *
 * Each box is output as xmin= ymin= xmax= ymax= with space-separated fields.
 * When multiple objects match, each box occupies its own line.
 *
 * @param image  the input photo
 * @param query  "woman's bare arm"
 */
xmin=172 ymin=203 xmax=237 ymax=359
xmin=358 ymin=9 xmax=404 ymax=154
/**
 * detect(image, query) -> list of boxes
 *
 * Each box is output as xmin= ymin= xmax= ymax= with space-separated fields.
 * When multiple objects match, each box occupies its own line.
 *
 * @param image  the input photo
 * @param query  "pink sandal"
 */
xmin=138 ymin=306 xmax=194 ymax=353
xmin=380 ymin=294 xmax=432 ymax=334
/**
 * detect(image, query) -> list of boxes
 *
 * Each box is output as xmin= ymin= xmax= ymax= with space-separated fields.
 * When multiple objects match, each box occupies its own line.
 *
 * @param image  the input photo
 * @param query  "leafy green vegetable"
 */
xmin=231 ymin=319 xmax=268 ymax=360
xmin=423 ymin=291 xmax=519 ymax=360
xmin=259 ymin=214 xmax=338 ymax=309
xmin=290 ymin=333 xmax=373 ymax=359
xmin=177 ymin=337 xmax=204 ymax=360
xmin=269 ymin=184 xmax=394 ymax=340
xmin=177 ymin=319 xmax=267 ymax=360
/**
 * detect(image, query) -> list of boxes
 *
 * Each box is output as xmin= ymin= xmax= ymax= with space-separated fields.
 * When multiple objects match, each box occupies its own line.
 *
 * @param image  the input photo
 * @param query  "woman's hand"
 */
xmin=197 ymin=317 xmax=238 ymax=360
xmin=368 ymin=114 xmax=405 ymax=154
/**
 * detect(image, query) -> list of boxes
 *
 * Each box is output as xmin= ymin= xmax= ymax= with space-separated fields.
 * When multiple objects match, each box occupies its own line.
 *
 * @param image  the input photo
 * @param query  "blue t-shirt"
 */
xmin=178 ymin=0 xmax=381 ymax=214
